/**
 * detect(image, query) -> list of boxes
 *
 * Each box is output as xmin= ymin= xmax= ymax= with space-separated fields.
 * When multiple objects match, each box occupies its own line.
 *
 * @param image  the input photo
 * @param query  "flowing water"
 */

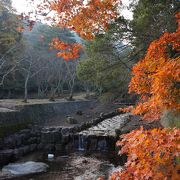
xmin=0 ymin=113 xmax=131 ymax=179
xmin=10 ymin=150 xmax=121 ymax=180
xmin=77 ymin=135 xmax=85 ymax=151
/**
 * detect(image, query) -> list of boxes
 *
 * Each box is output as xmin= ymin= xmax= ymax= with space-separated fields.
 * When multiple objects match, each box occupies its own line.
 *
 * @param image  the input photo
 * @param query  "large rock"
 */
xmin=2 ymin=161 xmax=49 ymax=176
xmin=66 ymin=116 xmax=78 ymax=124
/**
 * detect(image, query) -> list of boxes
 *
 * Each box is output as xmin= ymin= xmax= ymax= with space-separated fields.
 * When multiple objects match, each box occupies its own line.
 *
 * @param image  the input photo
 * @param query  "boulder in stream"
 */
xmin=2 ymin=161 xmax=49 ymax=176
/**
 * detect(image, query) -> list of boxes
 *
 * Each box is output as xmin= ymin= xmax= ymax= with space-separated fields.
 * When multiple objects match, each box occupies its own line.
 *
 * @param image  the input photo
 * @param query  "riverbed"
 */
xmin=1 ymin=150 xmax=122 ymax=180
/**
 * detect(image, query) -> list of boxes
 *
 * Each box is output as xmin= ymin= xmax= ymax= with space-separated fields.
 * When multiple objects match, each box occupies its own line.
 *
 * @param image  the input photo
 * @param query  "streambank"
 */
xmin=0 ymin=99 xmax=94 ymax=129
xmin=0 ymin=151 xmax=122 ymax=180
xmin=0 ymin=111 xmax=123 ymax=166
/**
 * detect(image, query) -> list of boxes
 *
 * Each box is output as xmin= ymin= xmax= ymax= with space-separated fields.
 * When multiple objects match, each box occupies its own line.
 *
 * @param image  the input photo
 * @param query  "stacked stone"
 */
xmin=0 ymin=111 xmax=126 ymax=166
xmin=73 ymin=113 xmax=131 ymax=151
xmin=0 ymin=127 xmax=41 ymax=166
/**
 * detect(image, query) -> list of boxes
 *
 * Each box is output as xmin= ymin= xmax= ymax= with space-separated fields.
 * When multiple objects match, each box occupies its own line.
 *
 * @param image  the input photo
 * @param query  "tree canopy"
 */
xmin=0 ymin=0 xmax=180 ymax=179
xmin=129 ymin=13 xmax=180 ymax=121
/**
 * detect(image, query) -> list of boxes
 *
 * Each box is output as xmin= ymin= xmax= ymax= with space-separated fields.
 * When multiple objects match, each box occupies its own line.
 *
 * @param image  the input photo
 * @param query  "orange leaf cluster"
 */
xmin=129 ymin=13 xmax=180 ymax=121
xmin=110 ymin=127 xmax=180 ymax=180
xmin=30 ymin=0 xmax=121 ymax=61
xmin=16 ymin=26 xmax=24 ymax=33
xmin=50 ymin=38 xmax=82 ymax=60
xmin=117 ymin=106 xmax=133 ymax=113
xmin=39 ymin=0 xmax=121 ymax=40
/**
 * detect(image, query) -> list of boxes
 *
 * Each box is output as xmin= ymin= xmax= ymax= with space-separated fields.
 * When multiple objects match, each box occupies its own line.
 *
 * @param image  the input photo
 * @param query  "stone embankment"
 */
xmin=73 ymin=113 xmax=131 ymax=151
xmin=40 ymin=111 xmax=125 ymax=152
xmin=79 ymin=113 xmax=130 ymax=137
xmin=0 ymin=126 xmax=42 ymax=166
xmin=0 ymin=99 xmax=94 ymax=127
xmin=0 ymin=111 xmax=130 ymax=166
xmin=35 ymin=112 xmax=131 ymax=153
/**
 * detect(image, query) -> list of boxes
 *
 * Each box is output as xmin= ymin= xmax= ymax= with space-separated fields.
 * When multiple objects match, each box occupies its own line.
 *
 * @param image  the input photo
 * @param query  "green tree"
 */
xmin=77 ymin=33 xmax=133 ymax=100
xmin=130 ymin=0 xmax=179 ymax=58
xmin=0 ymin=0 xmax=22 ymax=55
xmin=0 ymin=0 xmax=24 ymax=94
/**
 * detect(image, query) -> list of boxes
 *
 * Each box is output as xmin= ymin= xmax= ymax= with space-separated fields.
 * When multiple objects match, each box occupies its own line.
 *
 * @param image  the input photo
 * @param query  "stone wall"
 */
xmin=0 ymin=100 xmax=94 ymax=129
xmin=0 ymin=126 xmax=42 ymax=166
xmin=0 ymin=111 xmax=121 ymax=166
xmin=40 ymin=111 xmax=120 ymax=153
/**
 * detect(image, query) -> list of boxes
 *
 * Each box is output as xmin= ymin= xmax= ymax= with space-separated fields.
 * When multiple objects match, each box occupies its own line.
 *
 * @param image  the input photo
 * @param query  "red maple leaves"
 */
xmin=50 ymin=38 xmax=82 ymax=61
xmin=110 ymin=127 xmax=180 ymax=180
xmin=49 ymin=0 xmax=121 ymax=40
xmin=25 ymin=0 xmax=121 ymax=60
xmin=129 ymin=13 xmax=180 ymax=121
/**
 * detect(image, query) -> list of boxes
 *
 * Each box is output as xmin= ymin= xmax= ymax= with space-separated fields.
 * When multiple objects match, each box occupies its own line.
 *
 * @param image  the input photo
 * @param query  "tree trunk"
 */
xmin=84 ymin=82 xmax=90 ymax=98
xmin=23 ymin=74 xmax=29 ymax=103
xmin=49 ymin=87 xmax=56 ymax=101
xmin=38 ymin=84 xmax=44 ymax=98
xmin=68 ymin=77 xmax=75 ymax=101
xmin=69 ymin=88 xmax=73 ymax=100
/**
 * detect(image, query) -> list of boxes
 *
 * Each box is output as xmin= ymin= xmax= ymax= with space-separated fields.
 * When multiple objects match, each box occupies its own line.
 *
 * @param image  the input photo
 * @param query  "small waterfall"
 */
xmin=73 ymin=134 xmax=86 ymax=151
xmin=73 ymin=134 xmax=109 ymax=152
xmin=78 ymin=134 xmax=85 ymax=151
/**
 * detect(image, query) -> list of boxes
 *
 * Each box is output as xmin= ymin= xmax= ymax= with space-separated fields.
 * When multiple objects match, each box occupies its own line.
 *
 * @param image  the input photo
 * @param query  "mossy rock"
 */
xmin=160 ymin=111 xmax=180 ymax=128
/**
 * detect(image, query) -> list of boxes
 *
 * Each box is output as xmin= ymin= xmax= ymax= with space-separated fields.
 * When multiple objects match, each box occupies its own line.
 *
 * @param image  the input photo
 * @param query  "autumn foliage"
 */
xmin=129 ymin=13 xmax=180 ymax=121
xmin=15 ymin=2 xmax=180 ymax=180
xmin=37 ymin=0 xmax=121 ymax=60
xmin=110 ymin=127 xmax=180 ymax=180
xmin=22 ymin=0 xmax=121 ymax=60
xmin=111 ymin=13 xmax=180 ymax=180
xmin=40 ymin=0 xmax=121 ymax=40
xmin=50 ymin=38 xmax=82 ymax=60
xmin=26 ymin=0 xmax=121 ymax=39
xmin=118 ymin=106 xmax=133 ymax=113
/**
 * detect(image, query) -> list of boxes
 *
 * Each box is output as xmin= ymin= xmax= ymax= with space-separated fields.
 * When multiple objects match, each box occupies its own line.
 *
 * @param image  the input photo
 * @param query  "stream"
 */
xmin=0 ymin=113 xmax=130 ymax=179
xmin=4 ymin=150 xmax=122 ymax=180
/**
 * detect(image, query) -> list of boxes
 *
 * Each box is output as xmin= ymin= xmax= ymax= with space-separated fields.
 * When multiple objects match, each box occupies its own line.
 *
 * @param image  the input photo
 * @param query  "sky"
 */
xmin=12 ymin=0 xmax=29 ymax=13
xmin=12 ymin=0 xmax=133 ymax=20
